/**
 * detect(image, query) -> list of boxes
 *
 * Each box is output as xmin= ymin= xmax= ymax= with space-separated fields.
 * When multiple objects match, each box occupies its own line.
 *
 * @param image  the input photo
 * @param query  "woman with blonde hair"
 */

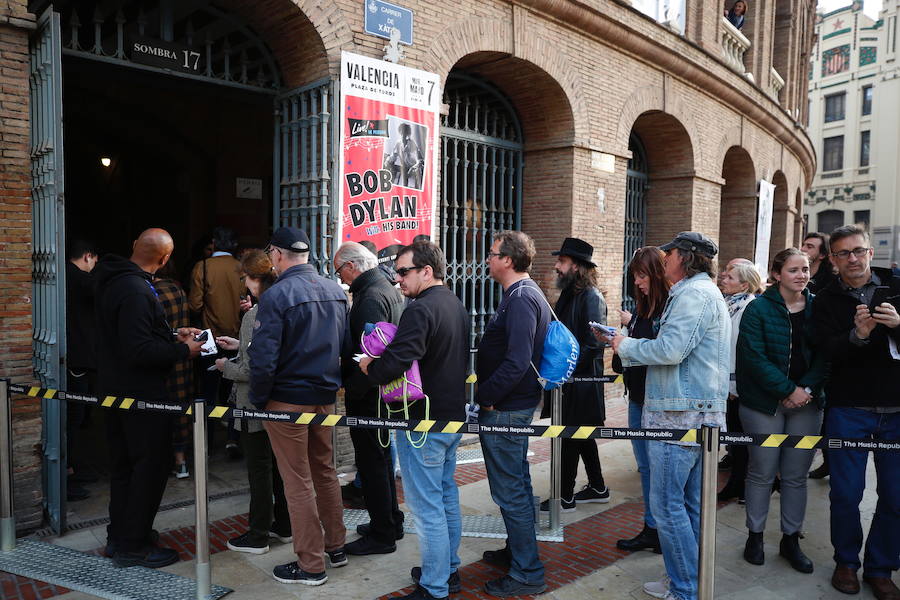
xmin=717 ymin=260 xmax=764 ymax=503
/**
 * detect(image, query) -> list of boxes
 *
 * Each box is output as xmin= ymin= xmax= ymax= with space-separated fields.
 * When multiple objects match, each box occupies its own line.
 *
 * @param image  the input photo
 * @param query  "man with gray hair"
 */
xmin=334 ymin=241 xmax=406 ymax=555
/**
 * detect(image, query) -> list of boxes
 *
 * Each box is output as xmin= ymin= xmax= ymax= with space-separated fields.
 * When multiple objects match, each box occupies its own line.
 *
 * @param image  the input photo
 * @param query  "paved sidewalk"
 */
xmin=3 ymin=395 xmax=894 ymax=599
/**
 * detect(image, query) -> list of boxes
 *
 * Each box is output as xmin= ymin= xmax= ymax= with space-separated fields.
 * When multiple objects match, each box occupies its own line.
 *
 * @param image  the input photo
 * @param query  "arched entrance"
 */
xmin=719 ymin=146 xmax=757 ymax=265
xmin=439 ymin=72 xmax=524 ymax=348
xmin=768 ymin=170 xmax=791 ymax=261
xmin=623 ymin=133 xmax=649 ymax=312
xmin=27 ymin=0 xmax=332 ymax=533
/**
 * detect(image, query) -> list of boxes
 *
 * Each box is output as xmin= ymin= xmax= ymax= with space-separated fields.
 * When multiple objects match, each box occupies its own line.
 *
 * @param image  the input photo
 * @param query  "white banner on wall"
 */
xmin=755 ymin=179 xmax=775 ymax=278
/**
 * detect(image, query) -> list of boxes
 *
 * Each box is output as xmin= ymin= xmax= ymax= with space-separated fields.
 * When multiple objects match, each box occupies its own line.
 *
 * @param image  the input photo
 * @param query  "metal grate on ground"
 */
xmin=0 ymin=539 xmax=231 ymax=600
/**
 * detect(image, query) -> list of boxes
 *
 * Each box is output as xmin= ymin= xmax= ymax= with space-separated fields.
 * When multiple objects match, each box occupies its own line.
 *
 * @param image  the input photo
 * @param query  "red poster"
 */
xmin=338 ymin=52 xmax=441 ymax=260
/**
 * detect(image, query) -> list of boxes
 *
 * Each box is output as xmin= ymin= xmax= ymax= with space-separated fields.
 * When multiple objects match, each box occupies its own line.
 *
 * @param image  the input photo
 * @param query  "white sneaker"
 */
xmin=642 ymin=574 xmax=670 ymax=599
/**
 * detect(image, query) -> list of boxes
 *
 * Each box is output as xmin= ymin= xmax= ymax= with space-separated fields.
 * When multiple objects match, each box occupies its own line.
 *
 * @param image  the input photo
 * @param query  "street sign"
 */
xmin=364 ymin=0 xmax=413 ymax=45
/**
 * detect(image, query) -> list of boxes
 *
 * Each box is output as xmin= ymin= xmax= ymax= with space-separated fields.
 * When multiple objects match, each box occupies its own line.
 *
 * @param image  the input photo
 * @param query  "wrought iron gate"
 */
xmin=30 ymin=8 xmax=67 ymax=533
xmin=440 ymin=74 xmax=524 ymax=350
xmin=274 ymin=79 xmax=335 ymax=274
xmin=622 ymin=133 xmax=648 ymax=312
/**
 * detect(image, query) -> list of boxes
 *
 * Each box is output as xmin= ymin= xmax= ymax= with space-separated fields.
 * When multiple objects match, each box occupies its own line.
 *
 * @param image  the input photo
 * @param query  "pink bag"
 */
xmin=360 ymin=322 xmax=426 ymax=404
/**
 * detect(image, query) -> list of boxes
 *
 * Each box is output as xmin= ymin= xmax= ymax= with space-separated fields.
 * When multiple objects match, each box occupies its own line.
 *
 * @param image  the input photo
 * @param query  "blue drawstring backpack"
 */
xmin=518 ymin=285 xmax=580 ymax=390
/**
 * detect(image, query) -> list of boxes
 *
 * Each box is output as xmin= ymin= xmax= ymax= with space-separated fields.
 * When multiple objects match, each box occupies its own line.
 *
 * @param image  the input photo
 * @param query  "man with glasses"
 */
xmin=360 ymin=240 xmax=469 ymax=600
xmin=811 ymin=225 xmax=900 ymax=600
xmin=475 ymin=230 xmax=550 ymax=597
xmin=249 ymin=227 xmax=349 ymax=586
xmin=333 ymin=241 xmax=406 ymax=556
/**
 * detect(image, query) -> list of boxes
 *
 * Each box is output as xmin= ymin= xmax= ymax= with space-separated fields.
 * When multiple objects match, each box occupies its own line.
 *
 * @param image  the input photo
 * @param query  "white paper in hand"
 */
xmin=199 ymin=329 xmax=218 ymax=357
xmin=353 ymin=353 xmax=367 ymax=363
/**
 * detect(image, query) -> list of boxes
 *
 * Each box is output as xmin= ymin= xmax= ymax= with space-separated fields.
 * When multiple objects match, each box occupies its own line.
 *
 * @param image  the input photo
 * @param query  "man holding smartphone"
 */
xmin=811 ymin=225 xmax=900 ymax=600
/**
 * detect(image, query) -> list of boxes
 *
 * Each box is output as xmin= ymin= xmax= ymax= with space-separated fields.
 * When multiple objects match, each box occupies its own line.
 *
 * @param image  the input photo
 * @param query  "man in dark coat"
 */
xmin=541 ymin=238 xmax=609 ymax=512
xmin=334 ymin=241 xmax=406 ymax=555
xmin=94 ymin=228 xmax=203 ymax=568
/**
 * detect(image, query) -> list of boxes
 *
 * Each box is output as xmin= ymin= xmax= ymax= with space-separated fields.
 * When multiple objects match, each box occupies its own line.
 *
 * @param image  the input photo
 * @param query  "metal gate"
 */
xmin=30 ymin=8 xmax=68 ymax=533
xmin=622 ymin=133 xmax=648 ymax=312
xmin=440 ymin=73 xmax=523 ymax=349
xmin=274 ymin=79 xmax=335 ymax=274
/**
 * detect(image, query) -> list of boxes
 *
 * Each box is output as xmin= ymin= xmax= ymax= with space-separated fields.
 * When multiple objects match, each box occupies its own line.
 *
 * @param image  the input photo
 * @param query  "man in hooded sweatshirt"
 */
xmin=94 ymin=228 xmax=203 ymax=568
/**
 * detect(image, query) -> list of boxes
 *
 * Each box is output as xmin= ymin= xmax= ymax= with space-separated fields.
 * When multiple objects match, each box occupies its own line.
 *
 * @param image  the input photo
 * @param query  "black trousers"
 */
xmin=241 ymin=429 xmax=291 ymax=542
xmin=66 ymin=369 xmax=94 ymax=473
xmin=106 ymin=410 xmax=173 ymax=552
xmin=722 ymin=396 xmax=748 ymax=494
xmin=561 ymin=439 xmax=605 ymax=499
xmin=348 ymin=393 xmax=403 ymax=543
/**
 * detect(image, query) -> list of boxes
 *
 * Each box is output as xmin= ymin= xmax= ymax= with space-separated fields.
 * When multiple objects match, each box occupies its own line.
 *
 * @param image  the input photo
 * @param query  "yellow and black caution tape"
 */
xmin=6 ymin=382 xmax=900 ymax=450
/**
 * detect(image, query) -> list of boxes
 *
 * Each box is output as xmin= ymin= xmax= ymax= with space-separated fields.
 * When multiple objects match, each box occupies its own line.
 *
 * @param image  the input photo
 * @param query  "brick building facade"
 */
xmin=0 ymin=0 xmax=816 ymax=531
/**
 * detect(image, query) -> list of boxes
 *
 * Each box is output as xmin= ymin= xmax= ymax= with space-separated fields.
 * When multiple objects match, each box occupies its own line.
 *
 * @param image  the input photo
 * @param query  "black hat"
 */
xmin=551 ymin=238 xmax=596 ymax=267
xmin=659 ymin=232 xmax=718 ymax=258
xmin=268 ymin=227 xmax=310 ymax=253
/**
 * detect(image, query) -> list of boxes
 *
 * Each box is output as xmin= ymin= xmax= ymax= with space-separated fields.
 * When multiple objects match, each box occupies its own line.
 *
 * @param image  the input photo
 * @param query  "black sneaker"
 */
xmin=396 ymin=584 xmax=447 ymax=599
xmin=326 ymin=548 xmax=348 ymax=568
xmin=573 ymin=484 xmax=611 ymax=504
xmin=482 ymin=546 xmax=511 ymax=569
xmin=411 ymin=566 xmax=461 ymax=593
xmin=272 ymin=561 xmax=327 ymax=585
xmin=345 ymin=535 xmax=396 ymax=555
xmin=269 ymin=525 xmax=293 ymax=544
xmin=112 ymin=545 xmax=179 ymax=569
xmin=227 ymin=532 xmax=269 ymax=555
xmin=539 ymin=497 xmax=576 ymax=513
xmin=341 ymin=484 xmax=366 ymax=509
xmin=484 ymin=574 xmax=547 ymax=597
xmin=357 ymin=521 xmax=404 ymax=540
xmin=225 ymin=442 xmax=242 ymax=461
xmin=106 ymin=530 xmax=159 ymax=557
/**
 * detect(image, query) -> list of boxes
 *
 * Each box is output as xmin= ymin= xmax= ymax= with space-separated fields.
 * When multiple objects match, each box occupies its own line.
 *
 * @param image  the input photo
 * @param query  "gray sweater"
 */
xmin=222 ymin=305 xmax=263 ymax=433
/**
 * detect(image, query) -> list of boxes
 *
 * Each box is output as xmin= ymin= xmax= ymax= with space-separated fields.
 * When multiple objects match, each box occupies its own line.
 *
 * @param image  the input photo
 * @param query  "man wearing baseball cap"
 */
xmin=249 ymin=226 xmax=350 ymax=585
xmin=603 ymin=231 xmax=730 ymax=600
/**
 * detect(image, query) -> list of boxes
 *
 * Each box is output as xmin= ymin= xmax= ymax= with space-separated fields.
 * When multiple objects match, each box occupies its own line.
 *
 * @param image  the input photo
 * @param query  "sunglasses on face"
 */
xmin=395 ymin=265 xmax=424 ymax=277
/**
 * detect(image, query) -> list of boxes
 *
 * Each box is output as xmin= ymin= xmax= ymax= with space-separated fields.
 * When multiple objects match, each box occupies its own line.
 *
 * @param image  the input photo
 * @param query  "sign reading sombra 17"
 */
xmin=128 ymin=34 xmax=201 ymax=74
xmin=338 ymin=52 xmax=440 ymax=258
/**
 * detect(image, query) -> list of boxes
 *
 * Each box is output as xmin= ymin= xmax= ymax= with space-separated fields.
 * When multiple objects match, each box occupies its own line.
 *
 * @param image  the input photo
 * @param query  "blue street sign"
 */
xmin=364 ymin=0 xmax=413 ymax=45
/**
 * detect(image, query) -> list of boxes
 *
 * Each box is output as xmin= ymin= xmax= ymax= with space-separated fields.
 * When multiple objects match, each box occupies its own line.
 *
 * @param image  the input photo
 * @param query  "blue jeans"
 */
xmin=395 ymin=431 xmax=462 ymax=598
xmin=479 ymin=407 xmax=545 ymax=586
xmin=629 ymin=401 xmax=656 ymax=529
xmin=648 ymin=441 xmax=702 ymax=600
xmin=826 ymin=407 xmax=900 ymax=578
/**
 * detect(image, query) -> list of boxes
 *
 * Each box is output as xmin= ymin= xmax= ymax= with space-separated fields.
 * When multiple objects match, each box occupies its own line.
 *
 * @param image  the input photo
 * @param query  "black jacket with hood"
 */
xmin=94 ymin=254 xmax=189 ymax=402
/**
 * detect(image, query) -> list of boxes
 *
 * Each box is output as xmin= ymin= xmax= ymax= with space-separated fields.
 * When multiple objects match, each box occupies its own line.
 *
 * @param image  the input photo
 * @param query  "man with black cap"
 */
xmin=602 ymin=231 xmax=729 ymax=600
xmin=249 ymin=226 xmax=349 ymax=586
xmin=540 ymin=238 xmax=609 ymax=513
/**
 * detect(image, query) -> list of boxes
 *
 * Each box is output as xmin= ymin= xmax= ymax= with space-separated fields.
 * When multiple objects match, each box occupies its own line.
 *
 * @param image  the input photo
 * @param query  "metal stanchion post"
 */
xmin=193 ymin=399 xmax=211 ymax=600
xmin=548 ymin=387 xmax=562 ymax=531
xmin=697 ymin=424 xmax=720 ymax=600
xmin=1 ymin=379 xmax=15 ymax=551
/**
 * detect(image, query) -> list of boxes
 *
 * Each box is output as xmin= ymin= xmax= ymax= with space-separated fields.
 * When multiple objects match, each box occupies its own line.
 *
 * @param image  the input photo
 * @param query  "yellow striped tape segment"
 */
xmin=572 ymin=426 xmax=595 ymax=439
xmin=762 ymin=434 xmax=789 ymax=447
xmin=542 ymin=426 xmax=565 ymax=438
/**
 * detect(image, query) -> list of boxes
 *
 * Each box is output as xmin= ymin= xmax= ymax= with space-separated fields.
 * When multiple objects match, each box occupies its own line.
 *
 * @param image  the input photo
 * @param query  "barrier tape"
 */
xmin=7 ymin=383 xmax=900 ymax=450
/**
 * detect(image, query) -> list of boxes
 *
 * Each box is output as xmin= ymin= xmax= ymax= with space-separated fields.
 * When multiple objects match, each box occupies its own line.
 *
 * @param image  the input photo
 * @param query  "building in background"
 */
xmin=806 ymin=0 xmax=900 ymax=266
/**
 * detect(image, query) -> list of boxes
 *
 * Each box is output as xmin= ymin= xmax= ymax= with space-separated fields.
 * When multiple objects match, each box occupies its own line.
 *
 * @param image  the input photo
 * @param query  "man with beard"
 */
xmin=802 ymin=232 xmax=837 ymax=295
xmin=540 ymin=238 xmax=610 ymax=513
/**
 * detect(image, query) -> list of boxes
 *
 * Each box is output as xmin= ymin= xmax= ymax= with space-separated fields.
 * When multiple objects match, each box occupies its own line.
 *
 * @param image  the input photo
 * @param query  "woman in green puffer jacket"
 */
xmin=735 ymin=248 xmax=827 ymax=575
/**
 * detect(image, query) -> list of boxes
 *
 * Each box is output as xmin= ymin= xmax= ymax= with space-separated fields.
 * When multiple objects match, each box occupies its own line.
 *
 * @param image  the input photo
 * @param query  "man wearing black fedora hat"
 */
xmin=539 ymin=238 xmax=610 ymax=512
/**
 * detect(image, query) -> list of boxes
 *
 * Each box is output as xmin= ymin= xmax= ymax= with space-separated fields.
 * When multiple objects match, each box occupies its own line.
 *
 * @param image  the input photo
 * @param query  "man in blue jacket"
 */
xmin=608 ymin=232 xmax=729 ymax=600
xmin=476 ymin=230 xmax=550 ymax=597
xmin=249 ymin=227 xmax=349 ymax=586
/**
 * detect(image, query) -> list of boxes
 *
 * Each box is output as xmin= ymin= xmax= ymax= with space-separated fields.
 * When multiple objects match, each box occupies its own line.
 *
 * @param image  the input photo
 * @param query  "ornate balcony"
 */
xmin=770 ymin=67 xmax=785 ymax=101
xmin=720 ymin=16 xmax=751 ymax=75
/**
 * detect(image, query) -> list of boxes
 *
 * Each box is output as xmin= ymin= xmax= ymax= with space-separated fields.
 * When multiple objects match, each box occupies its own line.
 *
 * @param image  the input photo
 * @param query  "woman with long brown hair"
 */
xmin=612 ymin=246 xmax=671 ymax=554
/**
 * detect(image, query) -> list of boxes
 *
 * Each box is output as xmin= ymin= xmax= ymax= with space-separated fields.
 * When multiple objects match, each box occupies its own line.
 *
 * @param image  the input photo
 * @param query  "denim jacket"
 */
xmin=617 ymin=272 xmax=731 ymax=413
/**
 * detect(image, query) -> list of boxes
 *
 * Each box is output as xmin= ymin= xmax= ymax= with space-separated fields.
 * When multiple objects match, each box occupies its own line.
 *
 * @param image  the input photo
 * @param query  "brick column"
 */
xmin=0 ymin=3 xmax=43 ymax=531
xmin=719 ymin=194 xmax=759 ymax=264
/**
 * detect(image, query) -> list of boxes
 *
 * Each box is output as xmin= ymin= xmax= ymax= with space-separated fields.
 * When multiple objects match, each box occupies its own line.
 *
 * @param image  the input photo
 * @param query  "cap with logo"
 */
xmin=268 ymin=227 xmax=310 ymax=253
xmin=659 ymin=231 xmax=718 ymax=258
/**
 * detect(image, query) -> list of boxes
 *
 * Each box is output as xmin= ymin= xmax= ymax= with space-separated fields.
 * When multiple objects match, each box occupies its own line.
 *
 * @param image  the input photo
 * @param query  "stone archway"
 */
xmin=768 ymin=170 xmax=793 ymax=260
xmin=719 ymin=146 xmax=757 ymax=265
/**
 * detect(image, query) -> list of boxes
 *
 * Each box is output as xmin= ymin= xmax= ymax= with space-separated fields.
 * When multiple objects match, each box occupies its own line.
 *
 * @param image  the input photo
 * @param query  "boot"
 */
xmin=616 ymin=525 xmax=662 ymax=554
xmin=779 ymin=532 xmax=814 ymax=573
xmin=744 ymin=531 xmax=764 ymax=565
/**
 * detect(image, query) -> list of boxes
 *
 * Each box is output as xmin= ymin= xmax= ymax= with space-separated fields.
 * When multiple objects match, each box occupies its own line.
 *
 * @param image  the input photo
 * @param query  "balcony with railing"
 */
xmin=769 ymin=66 xmax=785 ymax=100
xmin=720 ymin=16 xmax=751 ymax=76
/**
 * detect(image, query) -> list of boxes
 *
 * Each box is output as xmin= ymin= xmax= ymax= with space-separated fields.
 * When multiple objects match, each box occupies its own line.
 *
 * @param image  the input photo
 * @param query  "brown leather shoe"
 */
xmin=863 ymin=576 xmax=900 ymax=600
xmin=832 ymin=565 xmax=860 ymax=594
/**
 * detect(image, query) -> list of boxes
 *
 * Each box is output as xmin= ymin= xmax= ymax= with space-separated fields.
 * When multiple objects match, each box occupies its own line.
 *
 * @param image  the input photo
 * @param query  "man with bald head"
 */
xmin=94 ymin=228 xmax=204 ymax=568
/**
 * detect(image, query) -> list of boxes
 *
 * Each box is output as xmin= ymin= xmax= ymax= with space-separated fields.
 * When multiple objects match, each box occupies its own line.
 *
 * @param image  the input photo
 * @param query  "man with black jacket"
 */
xmin=94 ymin=228 xmax=203 ymax=568
xmin=249 ymin=227 xmax=349 ymax=586
xmin=543 ymin=238 xmax=609 ymax=511
xmin=334 ymin=241 xmax=405 ymax=555
xmin=361 ymin=241 xmax=469 ymax=600
xmin=811 ymin=225 xmax=900 ymax=600
xmin=475 ymin=230 xmax=550 ymax=598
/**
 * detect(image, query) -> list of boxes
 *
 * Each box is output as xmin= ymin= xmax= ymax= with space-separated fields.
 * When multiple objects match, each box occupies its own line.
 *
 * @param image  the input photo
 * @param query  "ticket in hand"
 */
xmin=589 ymin=322 xmax=618 ymax=337
xmin=197 ymin=328 xmax=218 ymax=356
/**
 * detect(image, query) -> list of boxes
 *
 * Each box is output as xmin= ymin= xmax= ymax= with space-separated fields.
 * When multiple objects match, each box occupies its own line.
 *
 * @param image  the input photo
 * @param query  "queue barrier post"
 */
xmin=193 ymin=399 xmax=211 ymax=600
xmin=697 ymin=424 xmax=720 ymax=600
xmin=1 ymin=379 xmax=14 ymax=552
xmin=548 ymin=386 xmax=562 ymax=531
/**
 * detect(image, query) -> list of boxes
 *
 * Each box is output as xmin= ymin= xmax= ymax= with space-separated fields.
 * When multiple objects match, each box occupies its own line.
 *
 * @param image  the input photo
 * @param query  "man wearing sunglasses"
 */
xmin=811 ymin=225 xmax=900 ymax=600
xmin=360 ymin=241 xmax=469 ymax=600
